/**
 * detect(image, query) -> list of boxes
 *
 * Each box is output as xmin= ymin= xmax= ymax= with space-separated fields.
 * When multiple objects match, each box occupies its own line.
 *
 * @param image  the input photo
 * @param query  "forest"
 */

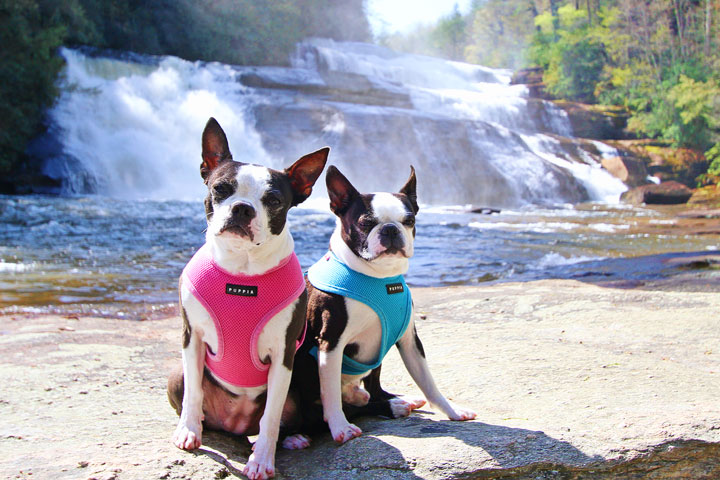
xmin=2 ymin=0 xmax=719 ymax=189
xmin=381 ymin=0 xmax=720 ymax=186
xmin=0 ymin=0 xmax=369 ymax=179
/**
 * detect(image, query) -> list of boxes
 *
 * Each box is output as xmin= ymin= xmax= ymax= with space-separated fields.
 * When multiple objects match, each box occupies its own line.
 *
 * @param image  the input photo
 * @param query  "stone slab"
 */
xmin=1 ymin=279 xmax=719 ymax=479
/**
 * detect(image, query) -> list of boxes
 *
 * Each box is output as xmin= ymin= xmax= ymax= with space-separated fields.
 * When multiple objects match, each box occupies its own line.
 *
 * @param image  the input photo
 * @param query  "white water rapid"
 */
xmin=38 ymin=39 xmax=626 ymax=206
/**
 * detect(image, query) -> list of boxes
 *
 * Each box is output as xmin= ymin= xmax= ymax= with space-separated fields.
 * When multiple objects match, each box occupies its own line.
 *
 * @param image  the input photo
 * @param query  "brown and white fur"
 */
xmin=167 ymin=118 xmax=328 ymax=479
xmin=292 ymin=166 xmax=476 ymax=444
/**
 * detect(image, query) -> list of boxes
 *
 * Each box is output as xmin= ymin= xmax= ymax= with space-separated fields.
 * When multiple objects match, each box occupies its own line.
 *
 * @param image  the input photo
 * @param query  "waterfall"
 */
xmin=38 ymin=40 xmax=626 ymax=206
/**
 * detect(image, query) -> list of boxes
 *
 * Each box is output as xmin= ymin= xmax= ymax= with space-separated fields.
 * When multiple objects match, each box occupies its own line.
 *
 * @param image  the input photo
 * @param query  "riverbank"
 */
xmin=2 ymin=278 xmax=720 ymax=479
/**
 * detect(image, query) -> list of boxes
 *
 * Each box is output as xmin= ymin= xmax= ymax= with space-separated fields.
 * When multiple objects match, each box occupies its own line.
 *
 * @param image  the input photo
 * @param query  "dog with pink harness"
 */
xmin=167 ymin=117 xmax=327 ymax=480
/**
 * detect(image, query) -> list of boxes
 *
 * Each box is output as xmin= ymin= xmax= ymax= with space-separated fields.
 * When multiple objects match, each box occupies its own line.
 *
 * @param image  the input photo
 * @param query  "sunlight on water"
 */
xmin=43 ymin=42 xmax=628 ymax=206
xmin=1 ymin=196 xmax=718 ymax=318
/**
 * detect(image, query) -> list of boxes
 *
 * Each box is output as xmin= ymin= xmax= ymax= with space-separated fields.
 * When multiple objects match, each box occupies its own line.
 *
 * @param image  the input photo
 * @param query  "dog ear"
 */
xmin=326 ymin=166 xmax=359 ymax=215
xmin=399 ymin=165 xmax=418 ymax=213
xmin=285 ymin=147 xmax=329 ymax=206
xmin=201 ymin=118 xmax=232 ymax=183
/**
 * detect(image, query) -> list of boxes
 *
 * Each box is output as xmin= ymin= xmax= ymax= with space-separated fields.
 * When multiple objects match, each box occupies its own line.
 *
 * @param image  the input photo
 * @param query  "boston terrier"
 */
xmin=167 ymin=118 xmax=328 ymax=480
xmin=293 ymin=165 xmax=476 ymax=444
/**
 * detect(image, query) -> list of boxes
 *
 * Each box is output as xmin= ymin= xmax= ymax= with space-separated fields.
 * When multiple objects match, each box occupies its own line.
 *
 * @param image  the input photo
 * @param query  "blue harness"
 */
xmin=307 ymin=251 xmax=413 ymax=376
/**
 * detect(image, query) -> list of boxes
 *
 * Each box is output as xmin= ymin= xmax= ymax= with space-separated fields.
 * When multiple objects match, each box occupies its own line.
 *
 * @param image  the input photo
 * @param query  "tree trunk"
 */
xmin=673 ymin=0 xmax=686 ymax=59
xmin=586 ymin=0 xmax=593 ymax=25
xmin=705 ymin=0 xmax=712 ymax=56
xmin=529 ymin=0 xmax=540 ymax=32
xmin=550 ymin=0 xmax=560 ymax=38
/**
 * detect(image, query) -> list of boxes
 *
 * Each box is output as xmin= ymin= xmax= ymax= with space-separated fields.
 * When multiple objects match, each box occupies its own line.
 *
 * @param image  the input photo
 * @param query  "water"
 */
xmin=37 ymin=40 xmax=626 ymax=206
xmin=1 ymin=195 xmax=717 ymax=318
xmin=8 ymin=40 xmax=717 ymax=318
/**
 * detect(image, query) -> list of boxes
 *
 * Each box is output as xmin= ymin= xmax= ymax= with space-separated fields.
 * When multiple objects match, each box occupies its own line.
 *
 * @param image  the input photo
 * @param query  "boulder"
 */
xmin=689 ymin=184 xmax=720 ymax=208
xmin=554 ymin=101 xmax=631 ymax=140
xmin=610 ymin=140 xmax=708 ymax=188
xmin=621 ymin=181 xmax=694 ymax=205
xmin=510 ymin=67 xmax=554 ymax=100
xmin=510 ymin=67 xmax=544 ymax=85
xmin=600 ymin=155 xmax=649 ymax=187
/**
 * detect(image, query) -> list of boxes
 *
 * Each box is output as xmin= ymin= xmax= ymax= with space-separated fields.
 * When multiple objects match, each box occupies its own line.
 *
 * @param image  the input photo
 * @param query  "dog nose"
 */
xmin=380 ymin=223 xmax=400 ymax=239
xmin=231 ymin=201 xmax=256 ymax=222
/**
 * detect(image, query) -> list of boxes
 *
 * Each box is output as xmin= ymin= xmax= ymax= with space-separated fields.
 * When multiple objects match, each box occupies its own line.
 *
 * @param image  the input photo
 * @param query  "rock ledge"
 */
xmin=1 ymin=279 xmax=719 ymax=479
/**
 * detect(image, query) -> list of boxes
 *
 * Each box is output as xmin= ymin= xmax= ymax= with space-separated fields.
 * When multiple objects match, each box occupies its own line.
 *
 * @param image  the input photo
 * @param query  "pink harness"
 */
xmin=182 ymin=244 xmax=306 ymax=387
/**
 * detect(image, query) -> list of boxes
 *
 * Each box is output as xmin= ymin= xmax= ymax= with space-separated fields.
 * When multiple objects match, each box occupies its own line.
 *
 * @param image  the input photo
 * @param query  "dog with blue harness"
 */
xmin=307 ymin=250 xmax=412 ymax=376
xmin=290 ymin=165 xmax=477 ymax=445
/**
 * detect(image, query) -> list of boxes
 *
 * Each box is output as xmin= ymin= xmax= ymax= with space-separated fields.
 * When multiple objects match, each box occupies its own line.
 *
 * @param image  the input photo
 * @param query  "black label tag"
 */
xmin=226 ymin=284 xmax=258 ymax=297
xmin=386 ymin=283 xmax=404 ymax=295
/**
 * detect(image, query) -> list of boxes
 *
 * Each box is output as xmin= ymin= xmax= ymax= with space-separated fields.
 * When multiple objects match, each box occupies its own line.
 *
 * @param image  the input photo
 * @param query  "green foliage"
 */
xmin=0 ymin=0 xmax=75 ymax=175
xmin=377 ymin=0 xmax=720 ymax=185
xmin=378 ymin=5 xmax=469 ymax=62
xmin=431 ymin=5 xmax=467 ymax=61
xmin=529 ymin=5 xmax=607 ymax=102
xmin=61 ymin=0 xmax=370 ymax=66
xmin=0 ymin=0 xmax=370 ymax=184
xmin=465 ymin=0 xmax=537 ymax=69
xmin=707 ymin=144 xmax=720 ymax=177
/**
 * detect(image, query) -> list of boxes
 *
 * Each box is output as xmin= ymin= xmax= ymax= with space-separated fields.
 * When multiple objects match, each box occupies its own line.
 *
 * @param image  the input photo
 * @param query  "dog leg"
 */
xmin=396 ymin=320 xmax=477 ymax=421
xmin=172 ymin=325 xmax=206 ymax=450
xmin=243 ymin=360 xmax=292 ymax=480
xmin=281 ymin=433 xmax=311 ymax=450
xmin=318 ymin=348 xmax=363 ymax=443
xmin=362 ymin=365 xmax=425 ymax=418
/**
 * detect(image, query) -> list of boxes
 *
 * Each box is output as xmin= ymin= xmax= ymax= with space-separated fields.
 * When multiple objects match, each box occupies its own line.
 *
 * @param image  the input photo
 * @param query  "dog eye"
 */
xmin=403 ymin=216 xmax=416 ymax=228
xmin=265 ymin=192 xmax=284 ymax=208
xmin=212 ymin=182 xmax=234 ymax=199
xmin=359 ymin=217 xmax=377 ymax=228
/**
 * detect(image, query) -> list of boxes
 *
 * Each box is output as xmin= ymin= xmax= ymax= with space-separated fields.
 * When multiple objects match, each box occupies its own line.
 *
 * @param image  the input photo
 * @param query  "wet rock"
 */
xmin=511 ymin=67 xmax=554 ymax=100
xmin=601 ymin=155 xmax=649 ymax=187
xmin=554 ymin=101 xmax=631 ymax=140
xmin=238 ymin=66 xmax=412 ymax=109
xmin=511 ymin=67 xmax=543 ymax=86
xmin=689 ymin=185 xmax=720 ymax=208
xmin=610 ymin=140 xmax=708 ymax=188
xmin=621 ymin=181 xmax=694 ymax=205
xmin=250 ymin=102 xmax=589 ymax=206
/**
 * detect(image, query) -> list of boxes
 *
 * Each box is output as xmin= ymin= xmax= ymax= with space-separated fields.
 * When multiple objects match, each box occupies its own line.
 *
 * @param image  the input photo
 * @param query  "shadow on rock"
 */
xmin=353 ymin=413 xmax=604 ymax=471
xmin=192 ymin=430 xmax=254 ymax=478
xmin=277 ymin=434 xmax=426 ymax=479
xmin=182 ymin=413 xmax=604 ymax=478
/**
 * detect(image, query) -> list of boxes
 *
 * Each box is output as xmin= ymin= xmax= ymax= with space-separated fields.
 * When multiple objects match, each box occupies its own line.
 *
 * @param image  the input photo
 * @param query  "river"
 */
xmin=3 ymin=40 xmax=718 ymax=318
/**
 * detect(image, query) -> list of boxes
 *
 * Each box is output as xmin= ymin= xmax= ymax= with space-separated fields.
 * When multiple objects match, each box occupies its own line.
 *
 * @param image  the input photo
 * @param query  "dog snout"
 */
xmin=231 ymin=201 xmax=256 ymax=223
xmin=379 ymin=223 xmax=404 ymax=250
xmin=380 ymin=223 xmax=400 ymax=239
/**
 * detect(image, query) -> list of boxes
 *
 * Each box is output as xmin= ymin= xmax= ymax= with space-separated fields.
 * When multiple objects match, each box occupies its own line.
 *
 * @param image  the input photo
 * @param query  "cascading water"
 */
xmin=6 ymin=40 xmax=719 ymax=317
xmin=39 ymin=39 xmax=626 ymax=206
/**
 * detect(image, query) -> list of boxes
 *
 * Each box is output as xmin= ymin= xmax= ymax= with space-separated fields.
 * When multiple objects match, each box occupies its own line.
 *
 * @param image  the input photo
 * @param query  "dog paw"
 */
xmin=389 ymin=396 xmax=426 ymax=418
xmin=173 ymin=420 xmax=202 ymax=450
xmin=341 ymin=384 xmax=371 ymax=407
xmin=446 ymin=403 xmax=477 ymax=421
xmin=330 ymin=422 xmax=362 ymax=444
xmin=281 ymin=434 xmax=311 ymax=450
xmin=243 ymin=451 xmax=275 ymax=480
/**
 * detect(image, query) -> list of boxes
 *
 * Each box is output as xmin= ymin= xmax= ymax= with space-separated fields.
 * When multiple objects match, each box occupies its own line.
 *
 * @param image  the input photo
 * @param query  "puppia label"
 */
xmin=386 ymin=283 xmax=404 ymax=295
xmin=226 ymin=284 xmax=258 ymax=297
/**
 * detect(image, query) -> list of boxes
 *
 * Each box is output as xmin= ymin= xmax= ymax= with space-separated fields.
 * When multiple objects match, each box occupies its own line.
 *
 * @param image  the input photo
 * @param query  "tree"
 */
xmin=431 ymin=4 xmax=467 ymax=61
xmin=0 ymin=0 xmax=73 ymax=175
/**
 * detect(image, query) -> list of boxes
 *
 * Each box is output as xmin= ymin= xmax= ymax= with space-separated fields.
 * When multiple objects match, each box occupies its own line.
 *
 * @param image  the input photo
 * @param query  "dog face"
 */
xmin=200 ymin=118 xmax=328 ymax=247
xmin=326 ymin=166 xmax=418 ymax=262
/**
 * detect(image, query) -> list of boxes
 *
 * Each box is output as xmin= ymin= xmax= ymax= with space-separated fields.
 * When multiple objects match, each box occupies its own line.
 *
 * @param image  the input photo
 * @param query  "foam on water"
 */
xmin=43 ymin=41 xmax=631 ymax=207
xmin=51 ymin=48 xmax=270 ymax=199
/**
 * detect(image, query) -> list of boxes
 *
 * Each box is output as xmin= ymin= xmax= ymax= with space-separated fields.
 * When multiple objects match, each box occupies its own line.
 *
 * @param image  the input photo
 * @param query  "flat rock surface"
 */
xmin=2 ymin=279 xmax=720 ymax=479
